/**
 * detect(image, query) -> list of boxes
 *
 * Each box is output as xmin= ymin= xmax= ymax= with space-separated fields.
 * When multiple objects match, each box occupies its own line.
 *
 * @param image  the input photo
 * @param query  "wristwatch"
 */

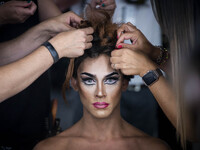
xmin=142 ymin=68 xmax=163 ymax=86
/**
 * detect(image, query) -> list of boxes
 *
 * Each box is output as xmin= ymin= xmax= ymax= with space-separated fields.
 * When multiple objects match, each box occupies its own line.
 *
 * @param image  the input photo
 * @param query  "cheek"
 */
xmin=106 ymin=82 xmax=122 ymax=101
xmin=78 ymin=83 xmax=95 ymax=100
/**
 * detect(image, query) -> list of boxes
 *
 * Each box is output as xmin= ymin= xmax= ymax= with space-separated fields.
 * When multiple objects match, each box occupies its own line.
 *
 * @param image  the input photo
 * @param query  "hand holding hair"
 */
xmin=116 ymin=23 xmax=161 ymax=61
xmin=41 ymin=11 xmax=83 ymax=37
xmin=0 ymin=0 xmax=37 ymax=24
xmin=48 ymin=27 xmax=94 ymax=59
xmin=90 ymin=0 xmax=116 ymax=16
xmin=110 ymin=48 xmax=157 ymax=77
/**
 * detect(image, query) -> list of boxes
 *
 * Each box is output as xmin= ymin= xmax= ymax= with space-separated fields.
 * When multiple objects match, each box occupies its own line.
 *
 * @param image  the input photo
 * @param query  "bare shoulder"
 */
xmin=33 ymin=126 xmax=80 ymax=150
xmin=123 ymin=121 xmax=171 ymax=150
xmin=138 ymin=136 xmax=171 ymax=150
xmin=33 ymin=135 xmax=69 ymax=150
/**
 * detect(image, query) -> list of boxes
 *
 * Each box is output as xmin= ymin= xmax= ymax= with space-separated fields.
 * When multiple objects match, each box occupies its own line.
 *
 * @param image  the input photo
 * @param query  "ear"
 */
xmin=122 ymin=79 xmax=129 ymax=91
xmin=71 ymin=77 xmax=78 ymax=91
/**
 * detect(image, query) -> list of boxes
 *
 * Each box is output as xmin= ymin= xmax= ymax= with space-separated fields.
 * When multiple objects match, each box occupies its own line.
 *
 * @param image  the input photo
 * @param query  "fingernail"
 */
xmin=117 ymin=45 xmax=122 ymax=49
xmin=101 ymin=3 xmax=105 ymax=7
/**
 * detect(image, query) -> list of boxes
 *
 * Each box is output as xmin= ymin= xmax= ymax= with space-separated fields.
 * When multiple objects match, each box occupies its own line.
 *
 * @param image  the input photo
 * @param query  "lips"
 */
xmin=93 ymin=102 xmax=109 ymax=109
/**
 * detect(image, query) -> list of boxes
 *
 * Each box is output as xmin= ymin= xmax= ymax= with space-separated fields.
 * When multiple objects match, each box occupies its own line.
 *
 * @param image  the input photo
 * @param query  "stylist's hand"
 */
xmin=49 ymin=27 xmax=94 ymax=58
xmin=110 ymin=48 xmax=157 ymax=77
xmin=42 ymin=11 xmax=83 ymax=37
xmin=90 ymin=0 xmax=116 ymax=16
xmin=116 ymin=22 xmax=160 ymax=61
xmin=0 ymin=1 xmax=37 ymax=24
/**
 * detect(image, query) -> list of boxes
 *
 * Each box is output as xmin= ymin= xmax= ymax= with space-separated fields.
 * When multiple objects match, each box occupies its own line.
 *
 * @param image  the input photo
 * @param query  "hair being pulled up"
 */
xmin=62 ymin=6 xmax=130 ymax=102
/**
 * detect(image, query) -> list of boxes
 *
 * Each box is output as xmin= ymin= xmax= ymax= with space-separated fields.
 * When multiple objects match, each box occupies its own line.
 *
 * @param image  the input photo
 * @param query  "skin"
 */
xmin=111 ymin=23 xmax=177 ymax=133
xmin=0 ymin=0 xmax=37 ymax=24
xmin=34 ymin=54 xmax=170 ymax=150
xmin=116 ymin=22 xmax=170 ymax=72
xmin=0 ymin=12 xmax=94 ymax=102
xmin=116 ymin=23 xmax=197 ymax=141
xmin=0 ymin=11 xmax=90 ymax=66
xmin=38 ymin=0 xmax=116 ymax=21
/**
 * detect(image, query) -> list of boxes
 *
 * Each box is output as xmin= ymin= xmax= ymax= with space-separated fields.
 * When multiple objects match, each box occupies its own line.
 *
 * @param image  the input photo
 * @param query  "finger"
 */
xmin=116 ymin=32 xmax=137 ymax=45
xmin=67 ymin=12 xmax=83 ymax=25
xmin=90 ymin=0 xmax=100 ymax=7
xmin=85 ymin=42 xmax=92 ymax=49
xmin=110 ymin=56 xmax=122 ymax=64
xmin=19 ymin=7 xmax=35 ymax=16
xmin=111 ymin=49 xmax=123 ymax=57
xmin=13 ymin=1 xmax=32 ymax=7
xmin=81 ymin=27 xmax=94 ymax=35
xmin=111 ymin=63 xmax=122 ymax=70
xmin=28 ymin=2 xmax=37 ymax=15
xmin=101 ymin=0 xmax=116 ymax=6
xmin=86 ymin=35 xmax=93 ymax=43
xmin=117 ymin=43 xmax=135 ymax=50
xmin=101 ymin=4 xmax=116 ymax=10
xmin=117 ymin=23 xmax=137 ymax=38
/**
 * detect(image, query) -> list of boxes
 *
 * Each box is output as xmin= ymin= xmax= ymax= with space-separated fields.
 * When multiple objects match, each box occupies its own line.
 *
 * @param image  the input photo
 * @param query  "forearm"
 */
xmin=149 ymin=77 xmax=199 ymax=141
xmin=0 ymin=46 xmax=53 ymax=103
xmin=0 ymin=21 xmax=51 ymax=65
xmin=38 ymin=0 xmax=62 ymax=21
xmin=149 ymin=77 xmax=178 ymax=127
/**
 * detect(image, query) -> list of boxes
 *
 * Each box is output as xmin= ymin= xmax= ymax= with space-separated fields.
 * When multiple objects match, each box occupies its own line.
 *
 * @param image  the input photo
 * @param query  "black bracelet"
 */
xmin=42 ymin=41 xmax=59 ymax=63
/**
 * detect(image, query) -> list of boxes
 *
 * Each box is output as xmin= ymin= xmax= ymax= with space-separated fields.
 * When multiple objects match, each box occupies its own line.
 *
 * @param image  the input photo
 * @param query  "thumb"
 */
xmin=13 ymin=1 xmax=32 ymax=7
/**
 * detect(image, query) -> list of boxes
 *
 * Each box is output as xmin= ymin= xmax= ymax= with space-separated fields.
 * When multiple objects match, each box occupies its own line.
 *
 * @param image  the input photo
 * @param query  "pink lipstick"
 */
xmin=93 ymin=102 xmax=109 ymax=109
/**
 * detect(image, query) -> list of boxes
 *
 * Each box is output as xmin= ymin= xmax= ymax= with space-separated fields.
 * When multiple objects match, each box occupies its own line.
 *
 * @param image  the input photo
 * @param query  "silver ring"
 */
xmin=113 ymin=64 xmax=115 ymax=69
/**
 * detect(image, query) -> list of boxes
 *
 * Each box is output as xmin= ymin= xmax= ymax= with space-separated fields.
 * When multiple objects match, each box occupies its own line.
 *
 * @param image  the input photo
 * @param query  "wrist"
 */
xmin=39 ymin=20 xmax=55 ymax=38
xmin=139 ymin=62 xmax=157 ymax=77
xmin=150 ymin=46 xmax=161 ymax=60
xmin=42 ymin=41 xmax=59 ymax=63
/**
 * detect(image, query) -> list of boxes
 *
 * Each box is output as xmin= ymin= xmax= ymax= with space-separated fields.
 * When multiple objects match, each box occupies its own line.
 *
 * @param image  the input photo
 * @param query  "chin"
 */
xmin=92 ymin=110 xmax=112 ymax=119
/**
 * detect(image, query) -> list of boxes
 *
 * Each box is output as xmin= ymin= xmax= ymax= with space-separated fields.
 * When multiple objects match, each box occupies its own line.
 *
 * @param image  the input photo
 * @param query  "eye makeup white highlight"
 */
xmin=80 ymin=72 xmax=120 ymax=86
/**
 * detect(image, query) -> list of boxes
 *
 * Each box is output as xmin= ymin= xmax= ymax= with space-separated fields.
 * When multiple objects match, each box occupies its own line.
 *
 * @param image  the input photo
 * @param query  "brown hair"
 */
xmin=62 ymin=7 xmax=131 ymax=102
xmin=151 ymin=0 xmax=195 ymax=148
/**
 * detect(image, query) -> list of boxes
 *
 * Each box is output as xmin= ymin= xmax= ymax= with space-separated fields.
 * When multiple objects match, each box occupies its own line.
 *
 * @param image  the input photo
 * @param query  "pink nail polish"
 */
xmin=117 ymin=45 xmax=122 ymax=49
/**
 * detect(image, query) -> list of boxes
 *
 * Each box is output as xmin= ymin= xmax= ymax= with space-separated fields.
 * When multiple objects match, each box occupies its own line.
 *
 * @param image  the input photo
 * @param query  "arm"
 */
xmin=38 ymin=0 xmax=62 ymax=21
xmin=110 ymin=48 xmax=196 ymax=141
xmin=0 ymin=12 xmax=94 ymax=103
xmin=0 ymin=11 xmax=81 ymax=66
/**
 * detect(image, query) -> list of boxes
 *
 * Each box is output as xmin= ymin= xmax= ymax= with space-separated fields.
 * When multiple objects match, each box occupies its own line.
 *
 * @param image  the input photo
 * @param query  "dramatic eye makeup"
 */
xmin=104 ymin=72 xmax=120 ymax=85
xmin=80 ymin=73 xmax=96 ymax=85
xmin=80 ymin=72 xmax=120 ymax=86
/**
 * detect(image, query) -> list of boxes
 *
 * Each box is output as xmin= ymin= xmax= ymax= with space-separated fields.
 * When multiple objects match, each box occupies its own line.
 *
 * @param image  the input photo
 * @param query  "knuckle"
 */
xmin=79 ymin=30 xmax=85 ymax=36
xmin=79 ymin=50 xmax=84 ymax=56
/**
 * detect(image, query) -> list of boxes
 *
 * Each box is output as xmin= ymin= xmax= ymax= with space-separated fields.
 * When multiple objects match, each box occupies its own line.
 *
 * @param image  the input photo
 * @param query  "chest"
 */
xmin=66 ymin=139 xmax=142 ymax=150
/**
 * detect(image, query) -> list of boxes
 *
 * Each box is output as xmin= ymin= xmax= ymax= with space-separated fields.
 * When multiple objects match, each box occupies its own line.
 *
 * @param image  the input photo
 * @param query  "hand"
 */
xmin=0 ymin=1 xmax=37 ymax=24
xmin=49 ymin=27 xmax=94 ymax=58
xmin=42 ymin=11 xmax=83 ymax=37
xmin=90 ymin=0 xmax=116 ymax=16
xmin=116 ymin=22 xmax=160 ymax=60
xmin=110 ymin=48 xmax=157 ymax=77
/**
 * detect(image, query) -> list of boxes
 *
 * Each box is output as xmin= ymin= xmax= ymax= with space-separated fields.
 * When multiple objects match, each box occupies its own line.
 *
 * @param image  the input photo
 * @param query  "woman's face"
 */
xmin=72 ymin=54 xmax=128 ymax=119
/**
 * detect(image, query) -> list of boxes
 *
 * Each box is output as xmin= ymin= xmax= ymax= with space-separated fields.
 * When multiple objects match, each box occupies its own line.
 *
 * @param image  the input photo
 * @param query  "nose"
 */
xmin=95 ymin=82 xmax=106 ymax=98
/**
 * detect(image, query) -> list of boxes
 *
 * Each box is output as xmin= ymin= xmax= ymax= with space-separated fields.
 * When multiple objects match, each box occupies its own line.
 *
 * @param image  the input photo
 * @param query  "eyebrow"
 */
xmin=81 ymin=72 xmax=95 ymax=78
xmin=105 ymin=72 xmax=119 ymax=78
xmin=80 ymin=72 xmax=119 ymax=78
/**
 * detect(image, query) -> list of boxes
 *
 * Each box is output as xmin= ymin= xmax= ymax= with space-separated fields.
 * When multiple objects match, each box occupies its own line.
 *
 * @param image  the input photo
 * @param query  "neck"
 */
xmin=78 ymin=104 xmax=125 ymax=141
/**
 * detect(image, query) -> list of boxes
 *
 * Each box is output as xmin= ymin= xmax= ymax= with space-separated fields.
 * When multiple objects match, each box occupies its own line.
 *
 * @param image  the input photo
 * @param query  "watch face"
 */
xmin=142 ymin=71 xmax=158 ymax=86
